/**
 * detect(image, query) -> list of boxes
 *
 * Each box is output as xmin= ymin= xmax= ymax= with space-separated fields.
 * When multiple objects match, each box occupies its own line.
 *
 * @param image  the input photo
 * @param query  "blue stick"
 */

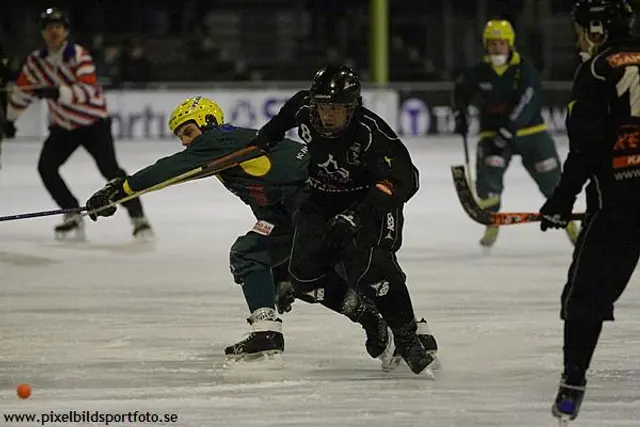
xmin=0 ymin=207 xmax=86 ymax=222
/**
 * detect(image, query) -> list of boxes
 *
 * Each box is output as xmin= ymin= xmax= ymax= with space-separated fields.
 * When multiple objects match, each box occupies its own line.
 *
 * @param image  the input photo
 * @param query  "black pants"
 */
xmin=37 ymin=118 xmax=143 ymax=218
xmin=289 ymin=199 xmax=416 ymax=328
xmin=561 ymin=208 xmax=640 ymax=321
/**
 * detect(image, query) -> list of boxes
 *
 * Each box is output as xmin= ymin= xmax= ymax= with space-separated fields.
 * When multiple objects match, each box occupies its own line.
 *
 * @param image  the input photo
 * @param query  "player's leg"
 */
xmin=475 ymin=137 xmax=513 ymax=247
xmin=552 ymin=209 xmax=640 ymax=421
xmin=519 ymin=131 xmax=579 ymax=244
xmin=288 ymin=203 xmax=390 ymax=360
xmin=80 ymin=118 xmax=153 ymax=239
xmin=36 ymin=129 xmax=84 ymax=240
xmin=347 ymin=206 xmax=436 ymax=374
xmin=226 ymin=228 xmax=286 ymax=362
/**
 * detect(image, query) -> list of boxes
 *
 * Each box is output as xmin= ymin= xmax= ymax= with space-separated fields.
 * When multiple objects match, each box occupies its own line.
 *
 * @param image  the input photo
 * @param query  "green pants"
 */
xmin=475 ymin=131 xmax=561 ymax=212
xmin=229 ymin=200 xmax=298 ymax=284
xmin=229 ymin=187 xmax=304 ymax=313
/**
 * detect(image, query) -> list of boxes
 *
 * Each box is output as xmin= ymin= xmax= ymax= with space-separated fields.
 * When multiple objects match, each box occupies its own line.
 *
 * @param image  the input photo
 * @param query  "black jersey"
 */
xmin=257 ymin=90 xmax=419 ymax=215
xmin=555 ymin=36 xmax=640 ymax=210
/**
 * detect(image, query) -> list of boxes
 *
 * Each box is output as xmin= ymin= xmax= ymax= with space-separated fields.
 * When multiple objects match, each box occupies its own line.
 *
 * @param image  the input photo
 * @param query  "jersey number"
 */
xmin=616 ymin=65 xmax=640 ymax=117
xmin=299 ymin=123 xmax=313 ymax=143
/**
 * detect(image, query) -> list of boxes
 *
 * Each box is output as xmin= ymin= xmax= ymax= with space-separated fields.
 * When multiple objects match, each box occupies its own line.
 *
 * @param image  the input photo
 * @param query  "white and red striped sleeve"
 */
xmin=6 ymin=53 xmax=41 ymax=122
xmin=57 ymin=45 xmax=100 ymax=105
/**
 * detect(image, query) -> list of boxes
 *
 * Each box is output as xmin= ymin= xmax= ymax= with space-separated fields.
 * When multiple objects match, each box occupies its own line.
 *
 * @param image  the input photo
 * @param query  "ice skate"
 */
xmin=131 ymin=216 xmax=155 ymax=241
xmin=361 ymin=310 xmax=397 ymax=370
xmin=551 ymin=375 xmax=586 ymax=426
xmin=392 ymin=320 xmax=435 ymax=377
xmin=565 ymin=221 xmax=580 ymax=245
xmin=388 ymin=318 xmax=439 ymax=371
xmin=224 ymin=308 xmax=284 ymax=368
xmin=479 ymin=225 xmax=499 ymax=248
xmin=54 ymin=213 xmax=85 ymax=241
xmin=350 ymin=294 xmax=398 ymax=369
xmin=416 ymin=318 xmax=439 ymax=367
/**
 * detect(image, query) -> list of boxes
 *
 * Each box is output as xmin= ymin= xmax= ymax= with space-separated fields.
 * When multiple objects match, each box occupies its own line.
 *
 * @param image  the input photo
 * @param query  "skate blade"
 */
xmin=223 ymin=350 xmax=284 ymax=370
xmin=556 ymin=415 xmax=572 ymax=427
xmin=55 ymin=230 xmax=86 ymax=242
xmin=134 ymin=228 xmax=156 ymax=242
xmin=378 ymin=328 xmax=400 ymax=372
xmin=426 ymin=352 xmax=441 ymax=371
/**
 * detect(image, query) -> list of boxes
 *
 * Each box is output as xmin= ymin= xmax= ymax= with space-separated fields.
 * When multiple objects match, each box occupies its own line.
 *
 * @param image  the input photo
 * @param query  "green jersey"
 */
xmin=124 ymin=124 xmax=309 ymax=207
xmin=453 ymin=52 xmax=547 ymax=138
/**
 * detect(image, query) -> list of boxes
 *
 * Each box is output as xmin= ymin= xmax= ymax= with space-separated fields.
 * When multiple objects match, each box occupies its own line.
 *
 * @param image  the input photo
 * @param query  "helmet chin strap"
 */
xmin=580 ymin=24 xmax=608 ymax=62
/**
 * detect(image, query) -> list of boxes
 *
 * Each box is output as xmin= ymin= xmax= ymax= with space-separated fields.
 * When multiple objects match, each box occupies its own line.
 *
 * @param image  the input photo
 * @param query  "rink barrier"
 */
xmin=10 ymin=85 xmax=571 ymax=140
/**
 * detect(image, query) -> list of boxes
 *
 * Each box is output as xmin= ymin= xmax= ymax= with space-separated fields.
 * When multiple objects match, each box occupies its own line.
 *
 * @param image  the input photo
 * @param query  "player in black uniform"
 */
xmin=251 ymin=64 xmax=437 ymax=375
xmin=539 ymin=0 xmax=638 ymax=423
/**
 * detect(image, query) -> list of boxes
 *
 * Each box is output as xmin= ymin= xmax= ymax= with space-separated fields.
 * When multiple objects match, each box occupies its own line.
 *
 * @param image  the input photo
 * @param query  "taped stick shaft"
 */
xmin=82 ymin=146 xmax=259 ymax=219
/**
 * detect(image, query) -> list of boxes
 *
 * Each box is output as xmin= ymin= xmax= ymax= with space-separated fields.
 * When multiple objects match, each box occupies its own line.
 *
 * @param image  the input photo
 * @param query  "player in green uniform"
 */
xmin=453 ymin=19 xmax=580 ymax=247
xmin=85 ymin=97 xmax=309 ymax=363
xmin=83 ymin=96 xmax=395 ymax=367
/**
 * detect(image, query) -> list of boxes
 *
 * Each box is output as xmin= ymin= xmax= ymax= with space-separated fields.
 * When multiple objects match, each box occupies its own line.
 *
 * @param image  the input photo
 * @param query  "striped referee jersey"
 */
xmin=7 ymin=42 xmax=109 ymax=131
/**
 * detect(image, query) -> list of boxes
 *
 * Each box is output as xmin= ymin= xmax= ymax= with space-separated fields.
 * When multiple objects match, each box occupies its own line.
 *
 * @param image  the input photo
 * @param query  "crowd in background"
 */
xmin=0 ymin=0 xmax=609 ymax=85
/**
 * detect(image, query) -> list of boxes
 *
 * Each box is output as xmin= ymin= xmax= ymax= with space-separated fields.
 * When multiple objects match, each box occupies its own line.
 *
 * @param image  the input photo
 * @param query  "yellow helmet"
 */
xmin=168 ymin=96 xmax=224 ymax=134
xmin=483 ymin=20 xmax=515 ymax=48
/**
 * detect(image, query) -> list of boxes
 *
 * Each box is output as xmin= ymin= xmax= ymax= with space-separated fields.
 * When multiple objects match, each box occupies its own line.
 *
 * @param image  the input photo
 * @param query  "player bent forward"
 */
xmin=84 ymin=96 xmax=428 ymax=367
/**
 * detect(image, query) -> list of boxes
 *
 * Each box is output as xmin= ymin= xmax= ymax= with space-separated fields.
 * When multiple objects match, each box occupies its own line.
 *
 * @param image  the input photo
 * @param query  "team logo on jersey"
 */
xmin=369 ymin=280 xmax=390 ymax=297
xmin=384 ymin=212 xmax=395 ymax=240
xmin=346 ymin=142 xmax=363 ymax=165
xmin=317 ymin=154 xmax=351 ymax=183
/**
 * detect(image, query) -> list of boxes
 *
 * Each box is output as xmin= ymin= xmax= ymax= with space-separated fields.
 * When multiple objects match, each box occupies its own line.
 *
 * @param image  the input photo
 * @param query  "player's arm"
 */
xmin=554 ymin=62 xmax=609 ymax=199
xmin=452 ymin=66 xmax=478 ymax=134
xmin=124 ymin=134 xmax=240 ymax=193
xmin=57 ymin=47 xmax=101 ymax=105
xmin=355 ymin=134 xmax=418 ymax=217
xmin=252 ymin=90 xmax=308 ymax=149
xmin=504 ymin=60 xmax=542 ymax=131
xmin=5 ymin=57 xmax=39 ymax=125
xmin=85 ymin=134 xmax=237 ymax=219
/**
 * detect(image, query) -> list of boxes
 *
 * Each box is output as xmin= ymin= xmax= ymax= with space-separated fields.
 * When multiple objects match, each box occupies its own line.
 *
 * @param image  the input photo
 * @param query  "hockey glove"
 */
xmin=539 ymin=193 xmax=576 ymax=231
xmin=32 ymin=86 xmax=60 ymax=100
xmin=276 ymin=280 xmax=295 ymax=314
xmin=248 ymin=132 xmax=278 ymax=151
xmin=325 ymin=209 xmax=363 ymax=251
xmin=86 ymin=177 xmax=127 ymax=221
xmin=453 ymin=108 xmax=468 ymax=136
xmin=3 ymin=120 xmax=16 ymax=139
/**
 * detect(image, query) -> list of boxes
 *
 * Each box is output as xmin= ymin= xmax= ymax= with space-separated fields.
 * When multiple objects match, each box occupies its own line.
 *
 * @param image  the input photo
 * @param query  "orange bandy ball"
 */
xmin=17 ymin=384 xmax=31 ymax=399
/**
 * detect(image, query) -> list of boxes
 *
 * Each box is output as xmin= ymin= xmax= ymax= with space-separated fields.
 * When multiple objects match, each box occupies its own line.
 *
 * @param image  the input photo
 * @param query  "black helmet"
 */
xmin=572 ymin=0 xmax=635 ymax=38
xmin=40 ymin=7 xmax=70 ymax=30
xmin=309 ymin=64 xmax=362 ymax=137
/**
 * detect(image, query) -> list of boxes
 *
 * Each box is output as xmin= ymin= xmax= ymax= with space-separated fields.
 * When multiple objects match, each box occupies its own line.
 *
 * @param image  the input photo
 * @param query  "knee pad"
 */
xmin=484 ymin=155 xmax=506 ymax=168
xmin=534 ymin=157 xmax=559 ymax=173
xmin=230 ymin=234 xmax=270 ymax=285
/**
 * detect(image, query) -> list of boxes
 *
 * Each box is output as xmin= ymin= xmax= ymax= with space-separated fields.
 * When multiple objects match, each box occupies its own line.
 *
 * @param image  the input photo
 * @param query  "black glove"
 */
xmin=3 ymin=120 xmax=16 ymax=139
xmin=539 ymin=193 xmax=576 ymax=231
xmin=325 ymin=209 xmax=363 ymax=251
xmin=32 ymin=86 xmax=60 ymax=100
xmin=85 ymin=177 xmax=127 ymax=221
xmin=276 ymin=280 xmax=295 ymax=314
xmin=453 ymin=108 xmax=468 ymax=136
xmin=248 ymin=132 xmax=278 ymax=151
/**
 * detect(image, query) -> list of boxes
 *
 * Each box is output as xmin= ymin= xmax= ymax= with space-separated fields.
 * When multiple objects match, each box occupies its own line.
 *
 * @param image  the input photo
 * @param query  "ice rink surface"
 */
xmin=1 ymin=136 xmax=639 ymax=427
